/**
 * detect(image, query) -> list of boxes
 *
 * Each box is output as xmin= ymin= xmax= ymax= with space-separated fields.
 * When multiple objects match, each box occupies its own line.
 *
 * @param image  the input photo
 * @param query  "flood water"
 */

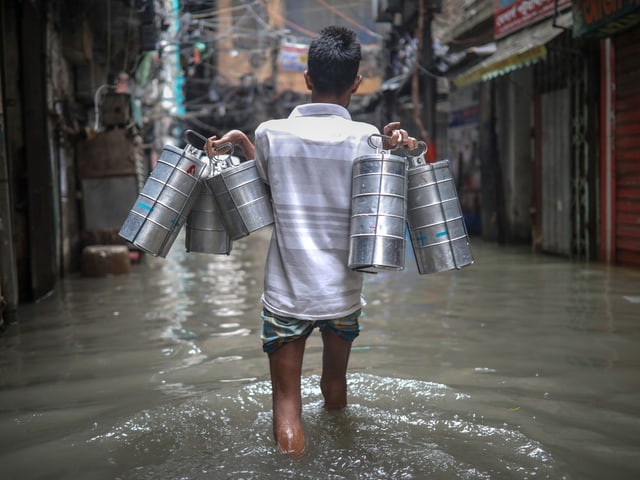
xmin=1 ymin=229 xmax=639 ymax=479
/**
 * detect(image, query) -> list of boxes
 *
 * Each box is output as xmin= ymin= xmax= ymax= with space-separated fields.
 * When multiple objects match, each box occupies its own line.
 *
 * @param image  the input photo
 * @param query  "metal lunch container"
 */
xmin=205 ymin=151 xmax=274 ymax=241
xmin=119 ymin=132 xmax=208 ymax=257
xmin=184 ymin=167 xmax=233 ymax=255
xmin=406 ymin=158 xmax=474 ymax=274
xmin=348 ymin=136 xmax=408 ymax=273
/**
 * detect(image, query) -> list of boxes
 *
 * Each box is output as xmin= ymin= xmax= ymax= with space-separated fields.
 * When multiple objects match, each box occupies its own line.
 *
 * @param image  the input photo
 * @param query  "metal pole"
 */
xmin=420 ymin=1 xmax=437 ymax=153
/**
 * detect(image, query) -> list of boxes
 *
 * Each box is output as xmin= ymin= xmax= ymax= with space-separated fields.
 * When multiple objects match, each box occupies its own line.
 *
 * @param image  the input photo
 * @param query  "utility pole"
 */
xmin=416 ymin=0 xmax=439 ymax=160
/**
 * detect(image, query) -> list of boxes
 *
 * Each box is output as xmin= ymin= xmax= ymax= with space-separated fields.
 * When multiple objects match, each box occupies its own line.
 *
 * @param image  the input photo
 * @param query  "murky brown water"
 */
xmin=1 ymin=229 xmax=639 ymax=479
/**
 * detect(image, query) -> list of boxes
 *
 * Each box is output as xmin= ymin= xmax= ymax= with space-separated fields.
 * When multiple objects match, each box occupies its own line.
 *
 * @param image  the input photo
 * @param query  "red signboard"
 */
xmin=494 ymin=0 xmax=572 ymax=38
xmin=573 ymin=0 xmax=640 ymax=37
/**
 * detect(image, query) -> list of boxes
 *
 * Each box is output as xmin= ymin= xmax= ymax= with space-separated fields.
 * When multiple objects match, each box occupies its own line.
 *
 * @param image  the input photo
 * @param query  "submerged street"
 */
xmin=1 ymin=230 xmax=639 ymax=479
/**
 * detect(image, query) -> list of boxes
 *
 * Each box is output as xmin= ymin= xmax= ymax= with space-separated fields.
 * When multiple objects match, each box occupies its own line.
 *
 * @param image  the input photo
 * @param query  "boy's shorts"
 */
xmin=260 ymin=308 xmax=361 ymax=354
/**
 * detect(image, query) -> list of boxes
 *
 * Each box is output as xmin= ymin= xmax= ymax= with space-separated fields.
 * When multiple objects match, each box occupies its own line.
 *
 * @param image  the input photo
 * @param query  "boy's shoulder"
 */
xmin=257 ymin=117 xmax=288 ymax=129
xmin=255 ymin=117 xmax=290 ymax=135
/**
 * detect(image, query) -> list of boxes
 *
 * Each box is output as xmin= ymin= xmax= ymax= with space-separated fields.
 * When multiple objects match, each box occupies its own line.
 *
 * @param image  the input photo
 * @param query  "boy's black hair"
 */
xmin=307 ymin=26 xmax=361 ymax=96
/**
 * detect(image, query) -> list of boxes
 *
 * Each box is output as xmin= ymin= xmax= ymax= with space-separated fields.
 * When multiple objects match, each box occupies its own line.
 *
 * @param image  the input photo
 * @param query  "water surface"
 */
xmin=1 ymin=230 xmax=639 ymax=479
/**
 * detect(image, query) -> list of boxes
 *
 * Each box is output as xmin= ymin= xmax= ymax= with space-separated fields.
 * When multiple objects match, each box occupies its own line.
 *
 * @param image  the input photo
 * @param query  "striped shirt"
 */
xmin=254 ymin=103 xmax=380 ymax=320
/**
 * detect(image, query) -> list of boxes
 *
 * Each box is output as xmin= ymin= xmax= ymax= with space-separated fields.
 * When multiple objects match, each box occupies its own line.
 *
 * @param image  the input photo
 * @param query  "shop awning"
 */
xmin=453 ymin=11 xmax=572 ymax=88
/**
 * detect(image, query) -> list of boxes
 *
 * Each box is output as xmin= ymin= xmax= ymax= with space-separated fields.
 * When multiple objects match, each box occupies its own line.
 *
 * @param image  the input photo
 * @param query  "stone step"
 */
xmin=81 ymin=245 xmax=131 ymax=277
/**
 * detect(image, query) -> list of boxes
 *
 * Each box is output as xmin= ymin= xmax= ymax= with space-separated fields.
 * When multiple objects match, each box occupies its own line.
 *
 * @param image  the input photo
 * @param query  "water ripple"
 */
xmin=87 ymin=373 xmax=563 ymax=479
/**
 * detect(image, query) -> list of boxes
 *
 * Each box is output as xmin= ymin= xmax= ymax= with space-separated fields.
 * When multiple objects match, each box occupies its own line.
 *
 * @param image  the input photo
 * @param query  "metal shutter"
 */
xmin=614 ymin=28 xmax=640 ymax=266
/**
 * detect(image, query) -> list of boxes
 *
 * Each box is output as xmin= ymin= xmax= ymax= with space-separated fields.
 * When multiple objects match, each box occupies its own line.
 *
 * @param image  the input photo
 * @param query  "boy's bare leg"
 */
xmin=320 ymin=329 xmax=352 ymax=410
xmin=268 ymin=336 xmax=307 ymax=456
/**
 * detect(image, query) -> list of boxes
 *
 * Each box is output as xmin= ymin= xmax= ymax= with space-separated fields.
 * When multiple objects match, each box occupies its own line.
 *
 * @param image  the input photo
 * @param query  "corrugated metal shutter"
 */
xmin=614 ymin=28 xmax=640 ymax=267
xmin=541 ymin=88 xmax=572 ymax=255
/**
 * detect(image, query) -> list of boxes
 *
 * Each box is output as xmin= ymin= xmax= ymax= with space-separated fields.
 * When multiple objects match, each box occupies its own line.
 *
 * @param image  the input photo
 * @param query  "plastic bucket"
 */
xmin=348 ymin=152 xmax=408 ymax=273
xmin=205 ymin=160 xmax=274 ymax=241
xmin=406 ymin=159 xmax=474 ymax=274
xmin=119 ymin=143 xmax=206 ymax=257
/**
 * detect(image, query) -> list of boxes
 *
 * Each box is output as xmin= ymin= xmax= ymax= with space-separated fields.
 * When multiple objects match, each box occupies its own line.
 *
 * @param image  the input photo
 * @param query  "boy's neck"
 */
xmin=310 ymin=92 xmax=351 ymax=108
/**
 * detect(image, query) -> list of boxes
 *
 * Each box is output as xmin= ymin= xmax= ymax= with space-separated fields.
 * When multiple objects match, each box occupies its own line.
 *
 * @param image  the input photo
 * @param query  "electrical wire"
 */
xmin=106 ymin=0 xmax=112 ymax=76
xmin=312 ymin=0 xmax=381 ymax=39
xmin=257 ymin=1 xmax=317 ymax=38
xmin=415 ymin=61 xmax=447 ymax=79
xmin=123 ymin=2 xmax=134 ymax=72
xmin=93 ymin=84 xmax=114 ymax=131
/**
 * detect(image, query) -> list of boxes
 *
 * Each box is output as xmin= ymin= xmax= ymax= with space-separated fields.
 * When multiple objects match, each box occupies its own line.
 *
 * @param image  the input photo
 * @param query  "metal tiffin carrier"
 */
xmin=348 ymin=134 xmax=409 ymax=273
xmin=405 ymin=147 xmax=474 ymax=274
xmin=184 ymin=134 xmax=233 ymax=255
xmin=119 ymin=130 xmax=210 ymax=258
xmin=204 ymin=142 xmax=274 ymax=241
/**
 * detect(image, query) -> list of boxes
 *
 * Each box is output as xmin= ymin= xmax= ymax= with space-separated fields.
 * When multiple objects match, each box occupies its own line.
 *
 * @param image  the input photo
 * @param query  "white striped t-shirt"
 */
xmin=254 ymin=103 xmax=381 ymax=320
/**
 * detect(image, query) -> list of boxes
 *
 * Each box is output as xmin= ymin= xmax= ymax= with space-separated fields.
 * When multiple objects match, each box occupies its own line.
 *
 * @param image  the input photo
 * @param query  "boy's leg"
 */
xmin=320 ymin=328 xmax=352 ymax=410
xmin=268 ymin=336 xmax=307 ymax=456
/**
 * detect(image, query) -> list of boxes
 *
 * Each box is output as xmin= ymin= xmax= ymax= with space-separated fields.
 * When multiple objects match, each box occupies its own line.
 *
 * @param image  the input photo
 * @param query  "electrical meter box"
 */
xmin=100 ymin=92 xmax=131 ymax=127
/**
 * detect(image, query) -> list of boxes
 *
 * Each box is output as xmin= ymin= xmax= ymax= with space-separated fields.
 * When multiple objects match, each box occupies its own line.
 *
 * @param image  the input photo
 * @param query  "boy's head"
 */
xmin=306 ymin=26 xmax=362 ymax=98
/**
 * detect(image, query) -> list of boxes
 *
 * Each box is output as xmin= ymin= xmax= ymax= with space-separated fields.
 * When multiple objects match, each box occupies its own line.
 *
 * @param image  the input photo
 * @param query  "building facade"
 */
xmin=439 ymin=0 xmax=639 ymax=267
xmin=2 ymin=0 xmax=639 ymax=325
xmin=0 ymin=0 xmax=170 ymax=320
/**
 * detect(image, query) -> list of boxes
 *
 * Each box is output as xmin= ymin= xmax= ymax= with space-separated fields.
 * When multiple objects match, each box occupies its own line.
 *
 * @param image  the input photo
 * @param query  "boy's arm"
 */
xmin=205 ymin=129 xmax=255 ymax=160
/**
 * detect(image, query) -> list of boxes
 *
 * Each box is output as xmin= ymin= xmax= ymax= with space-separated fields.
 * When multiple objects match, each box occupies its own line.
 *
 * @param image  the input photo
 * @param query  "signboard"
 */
xmin=455 ymin=44 xmax=548 ymax=87
xmin=573 ymin=0 xmax=640 ymax=37
xmin=494 ymin=0 xmax=571 ymax=38
xmin=278 ymin=42 xmax=308 ymax=72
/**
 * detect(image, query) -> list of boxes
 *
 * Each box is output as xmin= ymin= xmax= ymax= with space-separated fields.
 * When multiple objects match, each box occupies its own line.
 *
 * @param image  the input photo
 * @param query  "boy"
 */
xmin=206 ymin=26 xmax=417 ymax=456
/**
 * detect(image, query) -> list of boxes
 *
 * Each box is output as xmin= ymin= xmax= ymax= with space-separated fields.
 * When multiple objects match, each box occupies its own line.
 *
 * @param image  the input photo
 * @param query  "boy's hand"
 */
xmin=382 ymin=122 xmax=418 ymax=151
xmin=205 ymin=129 xmax=255 ymax=160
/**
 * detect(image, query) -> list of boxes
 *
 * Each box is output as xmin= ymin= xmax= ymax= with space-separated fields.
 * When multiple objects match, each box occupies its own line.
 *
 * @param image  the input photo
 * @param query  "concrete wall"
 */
xmin=47 ymin=10 xmax=82 ymax=274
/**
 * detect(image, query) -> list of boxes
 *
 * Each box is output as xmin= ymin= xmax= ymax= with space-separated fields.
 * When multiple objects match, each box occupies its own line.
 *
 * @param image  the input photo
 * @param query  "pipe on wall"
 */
xmin=0 ymin=110 xmax=19 ymax=318
xmin=599 ymin=37 xmax=615 ymax=264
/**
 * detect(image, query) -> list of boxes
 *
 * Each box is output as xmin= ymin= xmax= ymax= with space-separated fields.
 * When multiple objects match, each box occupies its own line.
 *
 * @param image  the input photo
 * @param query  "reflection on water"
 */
xmin=1 ymin=230 xmax=639 ymax=479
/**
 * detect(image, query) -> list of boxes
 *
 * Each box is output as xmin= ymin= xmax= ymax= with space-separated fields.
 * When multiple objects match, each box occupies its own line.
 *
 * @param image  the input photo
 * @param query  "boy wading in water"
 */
xmin=206 ymin=26 xmax=417 ymax=457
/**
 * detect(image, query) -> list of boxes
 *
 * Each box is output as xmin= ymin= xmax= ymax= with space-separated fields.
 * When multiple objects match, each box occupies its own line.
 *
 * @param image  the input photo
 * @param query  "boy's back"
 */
xmin=205 ymin=25 xmax=417 ymax=457
xmin=254 ymin=102 xmax=378 ymax=320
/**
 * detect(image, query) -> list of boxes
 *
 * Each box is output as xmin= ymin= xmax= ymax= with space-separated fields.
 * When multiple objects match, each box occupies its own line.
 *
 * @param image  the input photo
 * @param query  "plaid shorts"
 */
xmin=260 ymin=308 xmax=361 ymax=354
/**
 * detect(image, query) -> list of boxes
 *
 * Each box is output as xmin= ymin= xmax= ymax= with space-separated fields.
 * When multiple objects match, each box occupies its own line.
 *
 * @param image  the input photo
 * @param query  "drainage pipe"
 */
xmin=0 ymin=110 xmax=19 ymax=319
